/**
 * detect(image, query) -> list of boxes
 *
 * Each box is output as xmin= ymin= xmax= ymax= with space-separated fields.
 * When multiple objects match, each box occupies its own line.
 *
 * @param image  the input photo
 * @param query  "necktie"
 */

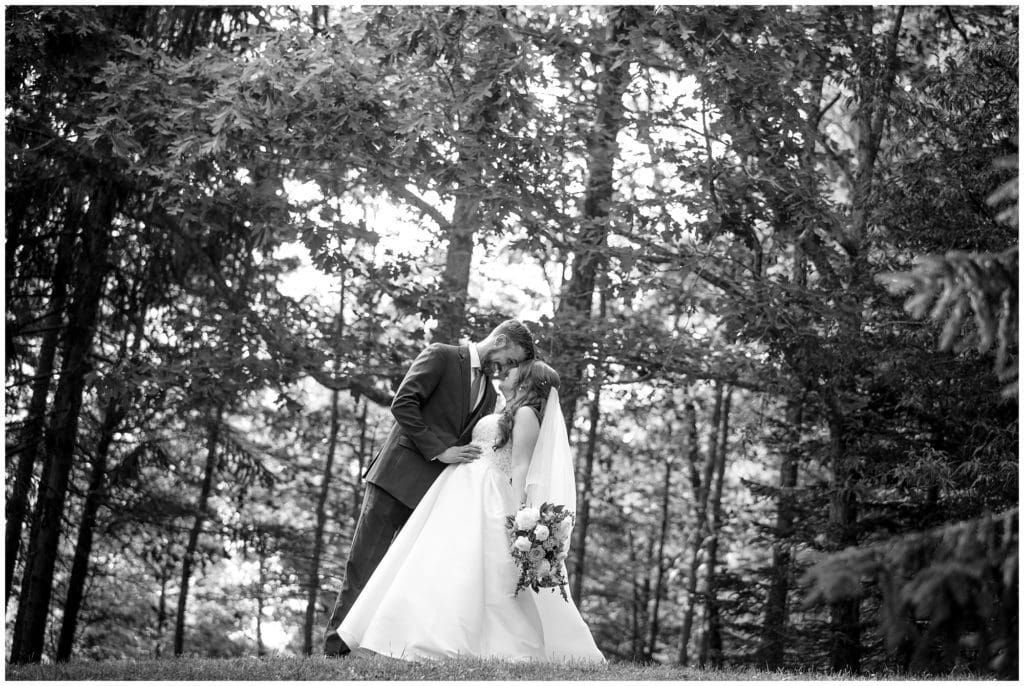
xmin=470 ymin=368 xmax=484 ymax=411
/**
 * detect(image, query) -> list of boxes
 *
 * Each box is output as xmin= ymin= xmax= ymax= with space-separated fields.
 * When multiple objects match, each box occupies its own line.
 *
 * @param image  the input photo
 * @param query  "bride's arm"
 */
xmin=509 ymin=407 xmax=541 ymax=503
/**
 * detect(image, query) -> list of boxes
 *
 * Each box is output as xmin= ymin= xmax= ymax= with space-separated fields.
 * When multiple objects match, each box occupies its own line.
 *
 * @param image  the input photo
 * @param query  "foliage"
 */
xmin=877 ymin=247 xmax=1018 ymax=397
xmin=803 ymin=508 xmax=1017 ymax=676
xmin=5 ymin=3 xmax=1017 ymax=677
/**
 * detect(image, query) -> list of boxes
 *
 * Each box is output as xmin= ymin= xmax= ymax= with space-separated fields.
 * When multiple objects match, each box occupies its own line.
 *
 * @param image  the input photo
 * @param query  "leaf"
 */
xmin=210 ymin=107 xmax=233 ymax=135
xmin=903 ymin=290 xmax=936 ymax=319
xmin=938 ymin=299 xmax=968 ymax=352
xmin=928 ymin=282 xmax=962 ymax=323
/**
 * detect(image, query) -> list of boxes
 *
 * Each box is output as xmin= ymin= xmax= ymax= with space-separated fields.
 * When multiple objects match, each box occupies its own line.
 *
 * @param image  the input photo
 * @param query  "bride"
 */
xmin=335 ymin=359 xmax=604 ymax=663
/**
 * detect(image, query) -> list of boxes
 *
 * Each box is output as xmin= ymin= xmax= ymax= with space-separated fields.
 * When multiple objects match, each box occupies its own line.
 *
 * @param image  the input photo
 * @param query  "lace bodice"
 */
xmin=470 ymin=414 xmax=513 ymax=479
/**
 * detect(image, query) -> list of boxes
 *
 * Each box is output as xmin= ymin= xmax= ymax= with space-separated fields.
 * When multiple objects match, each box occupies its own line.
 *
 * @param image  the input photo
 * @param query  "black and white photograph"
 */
xmin=5 ymin=4 xmax=1018 ymax=681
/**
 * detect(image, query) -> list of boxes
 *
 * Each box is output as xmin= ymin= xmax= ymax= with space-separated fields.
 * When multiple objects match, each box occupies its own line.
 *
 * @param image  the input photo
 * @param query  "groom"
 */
xmin=323 ymin=319 xmax=536 ymax=656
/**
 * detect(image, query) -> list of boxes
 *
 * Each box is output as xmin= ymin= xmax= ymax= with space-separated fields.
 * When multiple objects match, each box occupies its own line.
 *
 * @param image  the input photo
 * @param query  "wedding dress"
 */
xmin=336 ymin=411 xmax=604 ymax=663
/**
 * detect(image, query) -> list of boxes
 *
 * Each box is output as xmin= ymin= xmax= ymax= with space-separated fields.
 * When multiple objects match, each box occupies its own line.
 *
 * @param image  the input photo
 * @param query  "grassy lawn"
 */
xmin=5 ymin=650 xmax=972 ymax=681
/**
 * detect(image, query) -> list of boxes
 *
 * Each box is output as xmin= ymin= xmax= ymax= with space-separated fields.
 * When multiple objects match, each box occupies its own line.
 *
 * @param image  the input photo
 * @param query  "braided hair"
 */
xmin=493 ymin=359 xmax=560 ymax=450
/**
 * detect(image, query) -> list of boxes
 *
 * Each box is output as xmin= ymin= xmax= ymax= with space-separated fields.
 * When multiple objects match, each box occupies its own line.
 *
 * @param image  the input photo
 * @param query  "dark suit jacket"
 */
xmin=364 ymin=343 xmax=497 ymax=509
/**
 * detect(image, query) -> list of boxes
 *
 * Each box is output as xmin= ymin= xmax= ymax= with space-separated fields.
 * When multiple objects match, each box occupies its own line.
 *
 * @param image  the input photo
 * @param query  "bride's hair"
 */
xmin=494 ymin=359 xmax=560 ymax=450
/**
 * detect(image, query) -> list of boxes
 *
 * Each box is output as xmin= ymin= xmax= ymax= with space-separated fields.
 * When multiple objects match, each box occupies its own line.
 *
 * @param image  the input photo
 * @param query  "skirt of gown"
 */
xmin=336 ymin=450 xmax=604 ymax=663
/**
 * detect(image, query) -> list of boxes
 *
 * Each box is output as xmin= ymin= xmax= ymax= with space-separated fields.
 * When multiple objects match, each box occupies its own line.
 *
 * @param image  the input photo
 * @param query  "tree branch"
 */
xmin=380 ymin=177 xmax=452 ymax=231
xmin=815 ymin=129 xmax=853 ymax=189
xmin=870 ymin=6 xmax=905 ymax=145
xmin=798 ymin=229 xmax=843 ymax=292
xmin=943 ymin=7 xmax=971 ymax=46
xmin=200 ymin=250 xmax=394 ymax=406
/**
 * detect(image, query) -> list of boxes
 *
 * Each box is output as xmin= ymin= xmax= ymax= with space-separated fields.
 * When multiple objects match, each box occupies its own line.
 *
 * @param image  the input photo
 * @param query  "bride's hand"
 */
xmin=434 ymin=444 xmax=482 ymax=464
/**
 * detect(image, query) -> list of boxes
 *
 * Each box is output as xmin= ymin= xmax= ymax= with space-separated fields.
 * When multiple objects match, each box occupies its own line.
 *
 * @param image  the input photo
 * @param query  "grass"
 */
xmin=5 ymin=650 xmax=978 ymax=681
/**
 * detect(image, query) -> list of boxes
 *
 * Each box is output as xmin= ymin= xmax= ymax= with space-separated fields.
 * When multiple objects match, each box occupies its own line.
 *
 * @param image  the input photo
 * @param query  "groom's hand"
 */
xmin=434 ymin=444 xmax=482 ymax=464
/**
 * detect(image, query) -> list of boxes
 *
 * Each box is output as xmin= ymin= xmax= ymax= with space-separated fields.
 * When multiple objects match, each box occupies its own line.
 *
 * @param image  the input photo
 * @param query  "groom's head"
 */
xmin=479 ymin=319 xmax=535 ymax=378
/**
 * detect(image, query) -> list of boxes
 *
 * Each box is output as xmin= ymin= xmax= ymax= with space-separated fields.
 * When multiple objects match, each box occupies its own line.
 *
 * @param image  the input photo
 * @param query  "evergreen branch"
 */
xmin=876 ymin=246 xmax=1018 ymax=397
xmin=803 ymin=506 xmax=1017 ymax=606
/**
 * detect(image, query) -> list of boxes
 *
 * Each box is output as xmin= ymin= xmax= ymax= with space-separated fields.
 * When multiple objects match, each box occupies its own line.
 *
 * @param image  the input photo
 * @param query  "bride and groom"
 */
xmin=322 ymin=319 xmax=604 ymax=662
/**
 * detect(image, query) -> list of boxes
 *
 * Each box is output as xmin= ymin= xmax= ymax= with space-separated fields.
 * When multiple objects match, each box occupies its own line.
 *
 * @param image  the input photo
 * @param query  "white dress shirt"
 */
xmin=469 ymin=343 xmax=486 ymax=410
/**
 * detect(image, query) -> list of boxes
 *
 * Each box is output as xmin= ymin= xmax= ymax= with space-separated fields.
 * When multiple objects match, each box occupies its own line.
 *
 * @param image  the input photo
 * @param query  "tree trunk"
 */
xmin=173 ymin=403 xmax=224 ymax=656
xmin=570 ymin=369 xmax=602 ymax=602
xmin=827 ymin=408 xmax=861 ymax=673
xmin=677 ymin=386 xmax=723 ymax=665
xmin=304 ymin=387 xmax=340 ymax=655
xmin=846 ymin=6 xmax=904 ymax=266
xmin=676 ymin=397 xmax=700 ymax=666
xmin=256 ymin=533 xmax=267 ymax=657
xmin=553 ymin=8 xmax=632 ymax=425
xmin=354 ymin=398 xmax=369 ymax=517
xmin=57 ymin=297 xmax=147 ymax=661
xmin=433 ymin=168 xmax=480 ymax=345
xmin=636 ymin=538 xmax=653 ymax=662
xmin=646 ymin=451 xmax=674 ymax=660
xmin=5 ymin=217 xmax=77 ymax=607
xmin=155 ymin=572 xmax=168 ymax=657
xmin=428 ymin=10 xmax=508 ymax=346
xmin=10 ymin=186 xmax=114 ymax=664
xmin=627 ymin=527 xmax=644 ymax=661
xmin=821 ymin=10 xmax=901 ymax=674
xmin=55 ymin=400 xmax=122 ymax=662
xmin=304 ymin=275 xmax=346 ymax=655
xmin=754 ymin=32 xmax=818 ymax=672
xmin=758 ymin=397 xmax=804 ymax=670
xmin=699 ymin=387 xmax=731 ymax=668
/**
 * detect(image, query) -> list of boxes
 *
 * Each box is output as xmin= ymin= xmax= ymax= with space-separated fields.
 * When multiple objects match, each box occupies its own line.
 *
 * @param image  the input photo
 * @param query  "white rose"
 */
xmin=536 ymin=560 xmax=552 ymax=577
xmin=533 ymin=524 xmax=550 ymax=542
xmin=515 ymin=507 xmax=541 ymax=530
xmin=514 ymin=536 xmax=532 ymax=552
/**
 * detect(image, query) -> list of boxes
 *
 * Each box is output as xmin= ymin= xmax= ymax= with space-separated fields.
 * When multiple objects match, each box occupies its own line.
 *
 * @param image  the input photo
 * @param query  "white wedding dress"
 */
xmin=336 ymin=413 xmax=604 ymax=663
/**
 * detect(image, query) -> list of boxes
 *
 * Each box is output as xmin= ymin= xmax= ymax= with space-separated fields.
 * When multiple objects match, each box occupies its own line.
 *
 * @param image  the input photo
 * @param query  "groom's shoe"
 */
xmin=324 ymin=633 xmax=351 ymax=658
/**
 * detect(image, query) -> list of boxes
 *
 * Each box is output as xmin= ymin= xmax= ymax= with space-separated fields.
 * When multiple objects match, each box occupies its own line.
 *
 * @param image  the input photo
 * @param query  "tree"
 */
xmin=678 ymin=385 xmax=723 ymax=666
xmin=697 ymin=387 xmax=731 ymax=668
xmin=5 ymin=5 xmax=1015 ymax=671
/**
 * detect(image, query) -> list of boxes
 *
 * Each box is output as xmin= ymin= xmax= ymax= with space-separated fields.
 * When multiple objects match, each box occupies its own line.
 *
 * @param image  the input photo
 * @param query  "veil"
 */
xmin=523 ymin=387 xmax=577 ymax=526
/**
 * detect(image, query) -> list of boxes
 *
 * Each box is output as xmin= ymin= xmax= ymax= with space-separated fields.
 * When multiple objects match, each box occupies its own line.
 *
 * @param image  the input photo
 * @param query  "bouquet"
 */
xmin=505 ymin=502 xmax=574 ymax=601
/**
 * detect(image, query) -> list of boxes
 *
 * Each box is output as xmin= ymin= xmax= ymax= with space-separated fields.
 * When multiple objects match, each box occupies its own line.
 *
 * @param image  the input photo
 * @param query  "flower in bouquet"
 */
xmin=505 ymin=502 xmax=575 ymax=601
xmin=514 ymin=507 xmax=541 ymax=529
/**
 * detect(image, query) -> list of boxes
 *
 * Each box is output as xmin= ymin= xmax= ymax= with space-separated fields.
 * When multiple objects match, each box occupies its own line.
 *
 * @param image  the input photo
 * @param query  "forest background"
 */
xmin=4 ymin=4 xmax=1018 ymax=678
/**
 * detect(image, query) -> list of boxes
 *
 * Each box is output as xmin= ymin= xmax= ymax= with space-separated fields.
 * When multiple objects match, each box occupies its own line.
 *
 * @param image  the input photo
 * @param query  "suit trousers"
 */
xmin=323 ymin=482 xmax=413 ymax=654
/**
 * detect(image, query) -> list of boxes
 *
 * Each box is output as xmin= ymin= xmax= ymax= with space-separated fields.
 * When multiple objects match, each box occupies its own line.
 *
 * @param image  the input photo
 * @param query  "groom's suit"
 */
xmin=324 ymin=342 xmax=497 ymax=654
xmin=365 ymin=343 xmax=497 ymax=508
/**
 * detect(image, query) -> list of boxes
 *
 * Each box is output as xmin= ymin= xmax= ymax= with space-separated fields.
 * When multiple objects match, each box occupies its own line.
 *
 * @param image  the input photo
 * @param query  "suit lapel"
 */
xmin=481 ymin=377 xmax=496 ymax=415
xmin=458 ymin=376 xmax=494 ymax=443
